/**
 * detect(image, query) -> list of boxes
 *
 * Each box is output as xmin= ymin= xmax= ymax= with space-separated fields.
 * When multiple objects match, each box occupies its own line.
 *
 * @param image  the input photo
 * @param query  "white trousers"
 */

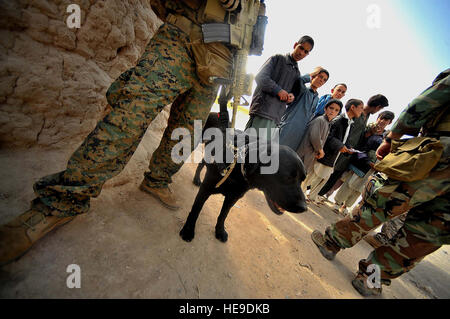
xmin=302 ymin=162 xmax=333 ymax=201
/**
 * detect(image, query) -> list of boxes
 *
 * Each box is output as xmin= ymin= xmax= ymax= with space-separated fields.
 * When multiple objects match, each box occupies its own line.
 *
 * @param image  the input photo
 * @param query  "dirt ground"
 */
xmin=0 ymin=116 xmax=449 ymax=299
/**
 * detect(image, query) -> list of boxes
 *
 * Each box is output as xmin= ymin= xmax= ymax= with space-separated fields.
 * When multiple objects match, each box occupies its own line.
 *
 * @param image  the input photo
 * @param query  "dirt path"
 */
xmin=0 ymin=127 xmax=449 ymax=299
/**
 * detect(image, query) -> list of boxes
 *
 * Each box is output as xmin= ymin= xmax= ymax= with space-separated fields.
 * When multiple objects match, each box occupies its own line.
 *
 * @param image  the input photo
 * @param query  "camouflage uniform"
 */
xmin=324 ymin=69 xmax=450 ymax=280
xmin=32 ymin=3 xmax=220 ymax=215
xmin=375 ymin=214 xmax=406 ymax=245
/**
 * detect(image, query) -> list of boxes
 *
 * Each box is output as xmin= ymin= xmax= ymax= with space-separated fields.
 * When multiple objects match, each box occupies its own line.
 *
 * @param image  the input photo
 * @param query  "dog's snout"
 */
xmin=292 ymin=202 xmax=308 ymax=213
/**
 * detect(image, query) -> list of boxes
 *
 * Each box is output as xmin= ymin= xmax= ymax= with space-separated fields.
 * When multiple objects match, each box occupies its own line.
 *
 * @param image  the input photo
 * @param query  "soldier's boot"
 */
xmin=311 ymin=230 xmax=341 ymax=261
xmin=0 ymin=206 xmax=75 ymax=266
xmin=363 ymin=233 xmax=389 ymax=249
xmin=139 ymin=180 xmax=180 ymax=210
xmin=351 ymin=271 xmax=391 ymax=297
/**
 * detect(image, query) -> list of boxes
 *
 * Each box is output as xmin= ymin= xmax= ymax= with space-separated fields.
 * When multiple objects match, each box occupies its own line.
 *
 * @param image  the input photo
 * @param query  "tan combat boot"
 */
xmin=311 ymin=230 xmax=341 ymax=261
xmin=351 ymin=272 xmax=383 ymax=297
xmin=139 ymin=180 xmax=180 ymax=210
xmin=0 ymin=208 xmax=75 ymax=266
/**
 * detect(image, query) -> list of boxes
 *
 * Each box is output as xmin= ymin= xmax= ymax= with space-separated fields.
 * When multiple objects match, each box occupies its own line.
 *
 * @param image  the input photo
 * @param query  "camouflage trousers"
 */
xmin=32 ymin=23 xmax=218 ymax=215
xmin=326 ymin=163 xmax=450 ymax=279
xmin=379 ymin=214 xmax=406 ymax=241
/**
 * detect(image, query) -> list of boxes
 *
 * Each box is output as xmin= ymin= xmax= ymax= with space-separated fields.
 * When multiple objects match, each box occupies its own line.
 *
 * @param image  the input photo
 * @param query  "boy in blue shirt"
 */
xmin=313 ymin=83 xmax=347 ymax=118
xmin=276 ymin=67 xmax=329 ymax=151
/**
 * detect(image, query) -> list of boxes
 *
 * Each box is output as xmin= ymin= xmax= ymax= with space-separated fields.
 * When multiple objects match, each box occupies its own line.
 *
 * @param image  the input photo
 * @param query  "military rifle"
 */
xmin=202 ymin=0 xmax=267 ymax=130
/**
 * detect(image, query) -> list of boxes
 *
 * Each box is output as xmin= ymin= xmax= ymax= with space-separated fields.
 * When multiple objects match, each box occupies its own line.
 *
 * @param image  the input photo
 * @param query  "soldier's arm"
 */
xmin=390 ymin=74 xmax=450 ymax=136
xmin=377 ymin=73 xmax=449 ymax=160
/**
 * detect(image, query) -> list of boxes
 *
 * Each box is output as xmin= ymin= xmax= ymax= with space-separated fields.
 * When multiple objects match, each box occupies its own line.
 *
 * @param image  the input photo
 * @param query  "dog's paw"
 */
xmin=215 ymin=228 xmax=228 ymax=243
xmin=180 ymin=225 xmax=195 ymax=242
xmin=192 ymin=177 xmax=201 ymax=186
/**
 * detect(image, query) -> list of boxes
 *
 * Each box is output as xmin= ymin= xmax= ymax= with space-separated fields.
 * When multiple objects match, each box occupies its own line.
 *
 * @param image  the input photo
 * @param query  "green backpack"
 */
xmin=374 ymin=137 xmax=443 ymax=182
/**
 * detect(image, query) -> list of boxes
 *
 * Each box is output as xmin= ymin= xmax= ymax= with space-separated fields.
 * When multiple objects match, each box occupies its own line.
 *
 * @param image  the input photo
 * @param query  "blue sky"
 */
xmin=245 ymin=0 xmax=449 ymax=127
xmin=391 ymin=0 xmax=450 ymax=72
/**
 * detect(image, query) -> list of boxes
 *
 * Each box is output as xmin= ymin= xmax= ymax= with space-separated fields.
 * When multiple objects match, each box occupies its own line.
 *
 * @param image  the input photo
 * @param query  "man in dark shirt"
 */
xmin=245 ymin=36 xmax=314 ymax=140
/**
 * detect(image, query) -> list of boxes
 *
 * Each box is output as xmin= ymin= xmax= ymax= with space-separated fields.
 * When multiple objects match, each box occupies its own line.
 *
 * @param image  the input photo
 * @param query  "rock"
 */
xmin=52 ymin=20 xmax=77 ymax=50
xmin=31 ymin=0 xmax=59 ymax=19
xmin=0 ymin=30 xmax=15 ymax=49
xmin=23 ymin=10 xmax=49 ymax=32
xmin=0 ymin=0 xmax=163 ymax=149
xmin=0 ymin=75 xmax=18 ymax=103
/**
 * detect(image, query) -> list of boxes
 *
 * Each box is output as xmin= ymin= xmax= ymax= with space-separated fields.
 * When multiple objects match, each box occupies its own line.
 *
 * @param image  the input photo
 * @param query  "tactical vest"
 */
xmin=149 ymin=0 xmax=266 ymax=85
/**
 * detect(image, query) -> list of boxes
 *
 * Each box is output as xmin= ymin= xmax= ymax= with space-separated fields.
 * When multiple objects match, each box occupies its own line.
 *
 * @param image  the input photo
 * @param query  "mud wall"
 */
xmin=0 ymin=0 xmax=164 ymax=148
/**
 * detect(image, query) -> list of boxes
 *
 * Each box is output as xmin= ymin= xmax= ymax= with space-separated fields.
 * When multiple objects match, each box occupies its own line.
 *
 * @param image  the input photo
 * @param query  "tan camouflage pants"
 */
xmin=326 ymin=164 xmax=450 ymax=279
xmin=32 ymin=23 xmax=218 ymax=215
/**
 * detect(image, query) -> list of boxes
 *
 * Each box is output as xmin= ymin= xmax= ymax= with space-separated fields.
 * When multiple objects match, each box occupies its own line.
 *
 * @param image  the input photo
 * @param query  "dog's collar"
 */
xmin=215 ymin=143 xmax=249 ymax=188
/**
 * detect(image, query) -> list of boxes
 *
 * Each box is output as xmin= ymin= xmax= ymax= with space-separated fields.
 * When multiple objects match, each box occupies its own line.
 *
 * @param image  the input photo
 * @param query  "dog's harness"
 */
xmin=215 ymin=142 xmax=249 ymax=188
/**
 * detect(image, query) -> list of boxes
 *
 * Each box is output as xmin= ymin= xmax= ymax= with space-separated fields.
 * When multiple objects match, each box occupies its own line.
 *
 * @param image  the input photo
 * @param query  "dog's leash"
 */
xmin=215 ymin=143 xmax=248 ymax=188
xmin=215 ymin=158 xmax=237 ymax=188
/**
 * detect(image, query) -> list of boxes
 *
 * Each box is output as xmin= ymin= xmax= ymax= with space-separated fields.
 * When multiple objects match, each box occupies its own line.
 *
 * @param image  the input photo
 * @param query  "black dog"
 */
xmin=193 ymin=112 xmax=228 ymax=186
xmin=180 ymin=114 xmax=308 ymax=243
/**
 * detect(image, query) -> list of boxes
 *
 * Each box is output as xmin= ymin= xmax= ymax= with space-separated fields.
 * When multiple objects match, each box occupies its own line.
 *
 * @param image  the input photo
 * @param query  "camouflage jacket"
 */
xmin=391 ymin=69 xmax=450 ymax=170
xmin=391 ymin=69 xmax=450 ymax=137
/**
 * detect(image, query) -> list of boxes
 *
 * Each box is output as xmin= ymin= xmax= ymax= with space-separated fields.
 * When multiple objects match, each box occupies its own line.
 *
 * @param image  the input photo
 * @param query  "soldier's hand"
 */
xmin=220 ymin=0 xmax=240 ymax=11
xmin=376 ymin=141 xmax=391 ymax=160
